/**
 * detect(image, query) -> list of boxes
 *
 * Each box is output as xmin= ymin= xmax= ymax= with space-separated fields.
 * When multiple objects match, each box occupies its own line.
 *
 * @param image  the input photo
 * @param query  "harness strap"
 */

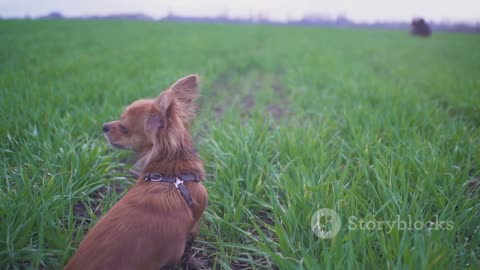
xmin=143 ymin=172 xmax=199 ymax=208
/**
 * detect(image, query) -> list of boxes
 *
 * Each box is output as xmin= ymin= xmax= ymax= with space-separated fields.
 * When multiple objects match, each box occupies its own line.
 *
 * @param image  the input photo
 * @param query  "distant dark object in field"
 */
xmin=411 ymin=18 xmax=431 ymax=37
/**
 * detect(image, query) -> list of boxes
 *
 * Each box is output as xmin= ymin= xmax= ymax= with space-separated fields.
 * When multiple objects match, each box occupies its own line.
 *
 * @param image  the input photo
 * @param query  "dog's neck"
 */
xmin=135 ymin=139 xmax=204 ymax=181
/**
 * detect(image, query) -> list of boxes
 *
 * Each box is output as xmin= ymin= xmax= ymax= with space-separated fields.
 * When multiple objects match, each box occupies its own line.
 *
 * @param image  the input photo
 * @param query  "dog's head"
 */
xmin=103 ymin=74 xmax=199 ymax=161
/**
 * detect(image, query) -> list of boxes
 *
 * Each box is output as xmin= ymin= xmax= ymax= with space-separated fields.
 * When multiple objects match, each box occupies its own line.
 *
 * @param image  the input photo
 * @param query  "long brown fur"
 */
xmin=64 ymin=75 xmax=208 ymax=270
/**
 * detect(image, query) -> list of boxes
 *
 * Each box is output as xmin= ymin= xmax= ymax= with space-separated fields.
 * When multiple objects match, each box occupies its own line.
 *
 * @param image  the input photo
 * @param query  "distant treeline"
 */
xmin=17 ymin=11 xmax=480 ymax=33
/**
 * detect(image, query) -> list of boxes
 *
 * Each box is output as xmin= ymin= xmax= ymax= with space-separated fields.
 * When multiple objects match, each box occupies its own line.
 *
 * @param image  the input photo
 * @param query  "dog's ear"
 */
xmin=168 ymin=74 xmax=199 ymax=121
xmin=169 ymin=74 xmax=199 ymax=100
xmin=145 ymin=91 xmax=172 ymax=132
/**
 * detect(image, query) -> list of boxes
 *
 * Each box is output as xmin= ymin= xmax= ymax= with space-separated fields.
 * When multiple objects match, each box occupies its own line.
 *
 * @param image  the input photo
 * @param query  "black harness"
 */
xmin=143 ymin=172 xmax=199 ymax=208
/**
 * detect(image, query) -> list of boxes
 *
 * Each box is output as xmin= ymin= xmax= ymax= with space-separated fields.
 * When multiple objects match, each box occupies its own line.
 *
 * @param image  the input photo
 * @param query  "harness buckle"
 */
xmin=174 ymin=177 xmax=184 ymax=188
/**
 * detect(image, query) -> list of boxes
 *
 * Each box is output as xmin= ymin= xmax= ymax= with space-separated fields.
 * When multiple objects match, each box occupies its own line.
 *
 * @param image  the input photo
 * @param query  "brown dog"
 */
xmin=65 ymin=75 xmax=208 ymax=270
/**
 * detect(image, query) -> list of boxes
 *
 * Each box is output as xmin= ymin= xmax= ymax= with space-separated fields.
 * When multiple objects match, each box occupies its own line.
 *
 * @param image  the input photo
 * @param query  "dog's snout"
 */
xmin=103 ymin=124 xmax=110 ymax=133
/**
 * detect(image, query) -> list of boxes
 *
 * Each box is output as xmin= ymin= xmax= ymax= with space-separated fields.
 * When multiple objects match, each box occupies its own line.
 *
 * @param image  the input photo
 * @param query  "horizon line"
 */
xmin=3 ymin=11 xmax=480 ymax=26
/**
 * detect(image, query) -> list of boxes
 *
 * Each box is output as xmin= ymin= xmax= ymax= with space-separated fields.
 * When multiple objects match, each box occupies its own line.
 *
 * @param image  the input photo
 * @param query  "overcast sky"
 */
xmin=1 ymin=0 xmax=479 ymax=23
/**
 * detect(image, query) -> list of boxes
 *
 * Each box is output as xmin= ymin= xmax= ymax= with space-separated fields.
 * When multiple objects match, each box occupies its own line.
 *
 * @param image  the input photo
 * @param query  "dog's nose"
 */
xmin=103 ymin=124 xmax=110 ymax=133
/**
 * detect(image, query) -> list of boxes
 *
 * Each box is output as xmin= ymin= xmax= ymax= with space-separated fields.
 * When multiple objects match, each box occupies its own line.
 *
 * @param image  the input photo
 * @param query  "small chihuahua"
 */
xmin=65 ymin=75 xmax=208 ymax=270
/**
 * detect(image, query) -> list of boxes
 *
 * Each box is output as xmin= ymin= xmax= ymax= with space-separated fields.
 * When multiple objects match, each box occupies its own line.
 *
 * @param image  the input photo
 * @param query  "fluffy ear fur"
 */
xmin=145 ymin=91 xmax=172 ymax=133
xmin=139 ymin=75 xmax=199 ymax=167
xmin=144 ymin=74 xmax=199 ymax=133
xmin=168 ymin=74 xmax=199 ymax=122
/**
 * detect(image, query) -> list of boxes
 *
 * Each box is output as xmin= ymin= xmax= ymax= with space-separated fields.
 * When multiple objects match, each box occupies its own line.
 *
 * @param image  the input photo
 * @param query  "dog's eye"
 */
xmin=119 ymin=124 xmax=128 ymax=134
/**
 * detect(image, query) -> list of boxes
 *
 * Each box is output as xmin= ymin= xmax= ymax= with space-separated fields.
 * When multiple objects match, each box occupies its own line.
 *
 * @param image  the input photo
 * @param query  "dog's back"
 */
xmin=65 ymin=179 xmax=207 ymax=270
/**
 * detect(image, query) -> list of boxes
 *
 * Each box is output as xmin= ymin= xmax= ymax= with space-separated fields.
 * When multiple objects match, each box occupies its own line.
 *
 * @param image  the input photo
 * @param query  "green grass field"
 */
xmin=1 ymin=19 xmax=479 ymax=269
